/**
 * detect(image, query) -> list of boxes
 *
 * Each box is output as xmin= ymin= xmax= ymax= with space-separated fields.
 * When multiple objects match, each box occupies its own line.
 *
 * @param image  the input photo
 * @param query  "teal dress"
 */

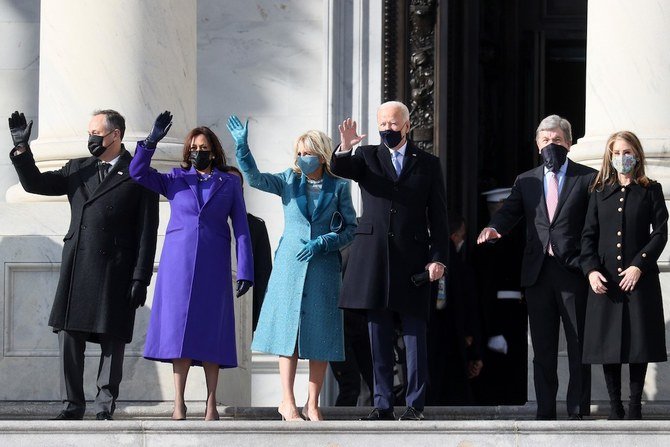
xmin=237 ymin=147 xmax=356 ymax=361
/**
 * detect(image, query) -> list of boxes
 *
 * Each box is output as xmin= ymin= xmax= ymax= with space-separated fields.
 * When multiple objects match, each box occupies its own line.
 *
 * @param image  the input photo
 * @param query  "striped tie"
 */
xmin=546 ymin=171 xmax=559 ymax=255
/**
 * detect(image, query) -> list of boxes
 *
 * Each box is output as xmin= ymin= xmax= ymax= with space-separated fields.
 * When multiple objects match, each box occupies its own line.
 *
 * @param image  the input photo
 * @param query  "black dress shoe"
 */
xmin=398 ymin=406 xmax=424 ymax=421
xmin=360 ymin=408 xmax=395 ymax=421
xmin=567 ymin=414 xmax=582 ymax=420
xmin=51 ymin=411 xmax=83 ymax=421
xmin=96 ymin=411 xmax=113 ymax=420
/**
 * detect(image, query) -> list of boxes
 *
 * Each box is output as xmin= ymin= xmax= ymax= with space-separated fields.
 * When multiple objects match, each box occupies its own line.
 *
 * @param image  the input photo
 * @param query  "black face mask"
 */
xmin=190 ymin=151 xmax=213 ymax=171
xmin=88 ymin=131 xmax=113 ymax=157
xmin=379 ymin=129 xmax=404 ymax=149
xmin=540 ymin=143 xmax=568 ymax=172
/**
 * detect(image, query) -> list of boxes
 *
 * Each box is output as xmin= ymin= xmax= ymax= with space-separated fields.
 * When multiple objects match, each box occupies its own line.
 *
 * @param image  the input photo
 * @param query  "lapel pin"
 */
xmin=117 ymin=171 xmax=123 ymax=175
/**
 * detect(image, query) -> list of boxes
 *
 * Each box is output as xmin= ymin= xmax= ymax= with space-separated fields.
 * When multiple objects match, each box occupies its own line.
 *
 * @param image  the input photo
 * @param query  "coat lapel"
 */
xmin=397 ymin=142 xmax=419 ymax=181
xmin=79 ymin=156 xmax=101 ymax=198
xmin=533 ymin=166 xmax=550 ymax=222
xmin=552 ymin=160 xmax=579 ymax=219
xmin=296 ymin=174 xmax=309 ymax=221
xmin=87 ymin=149 xmax=132 ymax=202
xmin=376 ymin=145 xmax=398 ymax=180
xmin=311 ymin=173 xmax=335 ymax=222
xmin=183 ymin=166 xmax=199 ymax=204
xmin=201 ymin=169 xmax=228 ymax=210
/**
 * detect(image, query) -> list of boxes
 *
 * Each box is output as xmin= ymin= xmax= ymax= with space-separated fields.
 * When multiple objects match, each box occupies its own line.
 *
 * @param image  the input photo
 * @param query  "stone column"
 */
xmin=0 ymin=1 xmax=40 ymax=201
xmin=6 ymin=0 xmax=195 ymax=202
xmin=570 ymin=0 xmax=670 ymax=400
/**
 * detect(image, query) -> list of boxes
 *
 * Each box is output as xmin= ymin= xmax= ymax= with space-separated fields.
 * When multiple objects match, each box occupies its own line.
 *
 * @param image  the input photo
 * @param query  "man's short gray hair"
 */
xmin=379 ymin=101 xmax=410 ymax=123
xmin=535 ymin=114 xmax=572 ymax=144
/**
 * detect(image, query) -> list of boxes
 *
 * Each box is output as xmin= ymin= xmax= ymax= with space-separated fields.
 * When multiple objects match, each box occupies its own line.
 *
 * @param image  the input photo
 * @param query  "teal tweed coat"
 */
xmin=238 ymin=148 xmax=356 ymax=361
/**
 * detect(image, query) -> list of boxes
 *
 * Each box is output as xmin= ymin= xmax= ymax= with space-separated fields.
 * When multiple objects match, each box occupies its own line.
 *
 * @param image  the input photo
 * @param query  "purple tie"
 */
xmin=546 ymin=171 xmax=559 ymax=255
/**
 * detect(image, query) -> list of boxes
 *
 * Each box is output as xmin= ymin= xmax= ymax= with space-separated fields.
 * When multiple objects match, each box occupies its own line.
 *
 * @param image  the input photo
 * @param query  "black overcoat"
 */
xmin=581 ymin=182 xmax=668 ymax=363
xmin=11 ymin=147 xmax=159 ymax=343
xmin=330 ymin=142 xmax=449 ymax=320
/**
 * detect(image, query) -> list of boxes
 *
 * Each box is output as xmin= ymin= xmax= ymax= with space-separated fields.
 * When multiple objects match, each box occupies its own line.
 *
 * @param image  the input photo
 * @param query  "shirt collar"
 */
xmin=388 ymin=141 xmax=408 ymax=157
xmin=100 ymin=153 xmax=121 ymax=168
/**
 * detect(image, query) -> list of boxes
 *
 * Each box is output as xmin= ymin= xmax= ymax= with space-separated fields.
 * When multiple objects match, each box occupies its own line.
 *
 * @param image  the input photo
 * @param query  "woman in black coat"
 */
xmin=581 ymin=130 xmax=668 ymax=420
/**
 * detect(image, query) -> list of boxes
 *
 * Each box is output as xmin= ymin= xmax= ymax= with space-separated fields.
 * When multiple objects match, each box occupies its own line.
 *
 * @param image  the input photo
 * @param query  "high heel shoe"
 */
xmin=172 ymin=404 xmax=187 ymax=420
xmin=301 ymin=405 xmax=323 ymax=421
xmin=278 ymin=403 xmax=303 ymax=422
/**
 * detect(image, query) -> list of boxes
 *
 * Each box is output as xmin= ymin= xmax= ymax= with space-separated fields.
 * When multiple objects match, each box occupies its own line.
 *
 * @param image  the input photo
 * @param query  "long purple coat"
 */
xmin=130 ymin=142 xmax=253 ymax=368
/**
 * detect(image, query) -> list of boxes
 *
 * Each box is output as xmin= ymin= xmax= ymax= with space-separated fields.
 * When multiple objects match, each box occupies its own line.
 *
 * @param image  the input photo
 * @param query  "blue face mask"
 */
xmin=297 ymin=155 xmax=321 ymax=175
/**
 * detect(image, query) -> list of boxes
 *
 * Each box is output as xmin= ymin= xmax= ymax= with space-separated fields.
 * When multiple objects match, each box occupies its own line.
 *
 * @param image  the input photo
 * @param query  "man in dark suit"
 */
xmin=477 ymin=115 xmax=595 ymax=420
xmin=331 ymin=101 xmax=449 ymax=421
xmin=8 ymin=110 xmax=159 ymax=420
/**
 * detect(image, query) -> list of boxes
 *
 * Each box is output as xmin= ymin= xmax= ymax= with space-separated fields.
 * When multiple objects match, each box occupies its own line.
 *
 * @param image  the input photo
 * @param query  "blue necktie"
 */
xmin=392 ymin=151 xmax=402 ymax=177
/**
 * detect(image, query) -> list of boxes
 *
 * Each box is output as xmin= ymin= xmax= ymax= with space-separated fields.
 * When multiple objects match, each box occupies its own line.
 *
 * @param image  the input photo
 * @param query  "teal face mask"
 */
xmin=297 ymin=155 xmax=321 ymax=175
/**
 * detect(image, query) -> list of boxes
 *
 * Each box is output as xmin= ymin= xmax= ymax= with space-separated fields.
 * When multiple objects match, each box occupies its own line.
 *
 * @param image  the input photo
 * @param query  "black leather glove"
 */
xmin=128 ymin=280 xmax=148 ymax=309
xmin=236 ymin=279 xmax=252 ymax=298
xmin=8 ymin=110 xmax=33 ymax=148
xmin=144 ymin=110 xmax=173 ymax=148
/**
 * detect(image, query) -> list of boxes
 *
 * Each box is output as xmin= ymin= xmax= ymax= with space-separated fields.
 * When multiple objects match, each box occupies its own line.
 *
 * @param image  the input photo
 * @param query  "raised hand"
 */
xmin=236 ymin=279 xmax=252 ymax=298
xmin=8 ymin=110 xmax=33 ymax=148
xmin=226 ymin=115 xmax=249 ymax=148
xmin=145 ymin=110 xmax=173 ymax=148
xmin=338 ymin=118 xmax=366 ymax=152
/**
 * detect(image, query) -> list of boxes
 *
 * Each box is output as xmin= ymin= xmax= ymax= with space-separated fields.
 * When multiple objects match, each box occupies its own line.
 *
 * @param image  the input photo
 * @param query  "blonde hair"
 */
xmin=591 ymin=130 xmax=652 ymax=191
xmin=291 ymin=130 xmax=334 ymax=176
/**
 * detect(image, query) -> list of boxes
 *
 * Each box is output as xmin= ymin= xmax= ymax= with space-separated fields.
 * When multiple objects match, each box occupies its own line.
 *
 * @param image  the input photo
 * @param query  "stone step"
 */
xmin=2 ymin=401 xmax=670 ymax=420
xmin=0 ymin=419 xmax=670 ymax=447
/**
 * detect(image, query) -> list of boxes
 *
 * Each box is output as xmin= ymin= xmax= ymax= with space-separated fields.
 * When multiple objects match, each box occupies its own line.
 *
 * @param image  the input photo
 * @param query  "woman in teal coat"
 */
xmin=227 ymin=116 xmax=356 ymax=421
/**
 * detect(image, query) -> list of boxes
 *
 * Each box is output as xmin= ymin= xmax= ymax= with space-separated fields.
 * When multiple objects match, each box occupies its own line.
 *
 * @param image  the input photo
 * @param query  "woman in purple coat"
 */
xmin=129 ymin=112 xmax=254 ymax=420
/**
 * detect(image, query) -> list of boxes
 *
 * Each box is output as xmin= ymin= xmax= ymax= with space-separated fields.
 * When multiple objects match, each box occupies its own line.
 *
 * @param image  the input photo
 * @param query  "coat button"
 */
xmin=642 ymin=253 xmax=647 ymax=258
xmin=107 ymin=205 xmax=113 ymax=210
xmin=618 ymin=267 xmax=623 ymax=272
xmin=619 ymin=197 xmax=624 ymax=202
xmin=617 ymin=207 xmax=622 ymax=212
xmin=100 ymin=250 xmax=107 ymax=255
xmin=80 ymin=225 xmax=86 ymax=229
xmin=621 ymin=187 xmax=626 ymax=192
xmin=617 ymin=255 xmax=622 ymax=260
xmin=390 ymin=208 xmax=397 ymax=214
xmin=616 ymin=243 xmax=621 ymax=248
xmin=617 ymin=231 xmax=622 ymax=236
xmin=388 ymin=232 xmax=394 ymax=238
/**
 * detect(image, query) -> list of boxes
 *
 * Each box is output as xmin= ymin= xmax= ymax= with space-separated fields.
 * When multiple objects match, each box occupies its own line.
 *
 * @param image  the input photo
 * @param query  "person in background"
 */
xmin=581 ymin=131 xmax=668 ymax=420
xmin=427 ymin=212 xmax=482 ymax=405
xmin=129 ymin=111 xmax=253 ymax=421
xmin=228 ymin=116 xmax=356 ymax=421
xmin=477 ymin=115 xmax=594 ymax=420
xmin=8 ymin=110 xmax=158 ymax=421
xmin=471 ymin=188 xmax=528 ymax=406
xmin=226 ymin=165 xmax=273 ymax=332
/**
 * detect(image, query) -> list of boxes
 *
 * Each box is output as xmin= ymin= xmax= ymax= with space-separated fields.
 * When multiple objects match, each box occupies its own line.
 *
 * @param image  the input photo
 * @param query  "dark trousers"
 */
xmin=525 ymin=256 xmax=591 ymax=419
xmin=330 ymin=310 xmax=374 ymax=406
xmin=368 ymin=309 xmax=427 ymax=411
xmin=58 ymin=330 xmax=126 ymax=416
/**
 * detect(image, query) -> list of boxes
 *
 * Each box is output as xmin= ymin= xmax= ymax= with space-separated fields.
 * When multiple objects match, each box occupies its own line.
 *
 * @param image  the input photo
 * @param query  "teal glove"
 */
xmin=226 ymin=115 xmax=249 ymax=148
xmin=296 ymin=237 xmax=326 ymax=262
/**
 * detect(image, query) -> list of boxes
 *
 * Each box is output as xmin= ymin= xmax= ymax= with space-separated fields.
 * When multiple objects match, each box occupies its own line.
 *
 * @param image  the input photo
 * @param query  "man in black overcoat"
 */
xmin=477 ymin=115 xmax=595 ymax=420
xmin=331 ymin=101 xmax=449 ymax=421
xmin=8 ymin=110 xmax=159 ymax=420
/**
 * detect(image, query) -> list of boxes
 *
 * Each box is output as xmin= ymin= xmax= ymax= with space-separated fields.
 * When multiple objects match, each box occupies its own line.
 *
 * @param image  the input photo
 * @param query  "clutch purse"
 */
xmin=330 ymin=211 xmax=344 ymax=233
